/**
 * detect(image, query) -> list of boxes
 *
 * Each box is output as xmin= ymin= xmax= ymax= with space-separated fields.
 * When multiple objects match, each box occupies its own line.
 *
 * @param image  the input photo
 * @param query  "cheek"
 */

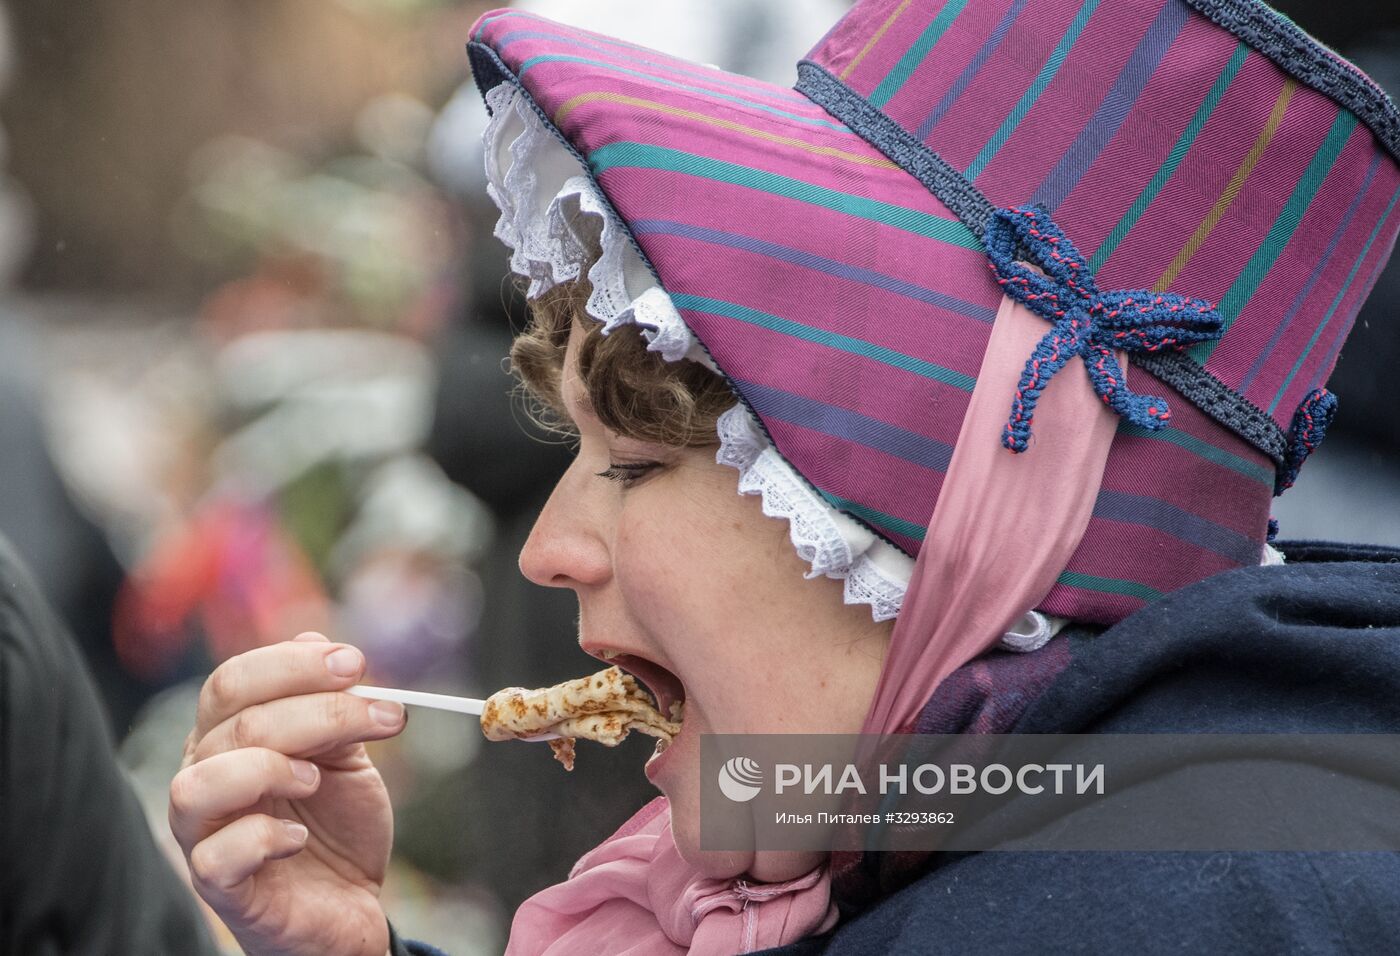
xmin=612 ymin=485 xmax=758 ymax=696
xmin=613 ymin=485 xmax=749 ymax=634
xmin=613 ymin=506 xmax=687 ymax=622
xmin=613 ymin=480 xmax=812 ymax=726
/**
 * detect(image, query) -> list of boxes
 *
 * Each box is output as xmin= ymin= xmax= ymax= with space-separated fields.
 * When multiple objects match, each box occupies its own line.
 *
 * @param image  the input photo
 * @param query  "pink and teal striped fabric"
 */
xmin=469 ymin=0 xmax=1400 ymax=625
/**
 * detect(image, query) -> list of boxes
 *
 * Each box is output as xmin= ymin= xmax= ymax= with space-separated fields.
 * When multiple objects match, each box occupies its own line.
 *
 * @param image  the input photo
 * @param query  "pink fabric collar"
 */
xmin=506 ymin=797 xmax=837 ymax=955
xmin=506 ymin=298 xmax=1123 ymax=954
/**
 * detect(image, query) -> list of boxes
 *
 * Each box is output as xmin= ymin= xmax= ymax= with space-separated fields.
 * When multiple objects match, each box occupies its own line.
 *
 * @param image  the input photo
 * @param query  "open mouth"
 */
xmin=598 ymin=650 xmax=686 ymax=753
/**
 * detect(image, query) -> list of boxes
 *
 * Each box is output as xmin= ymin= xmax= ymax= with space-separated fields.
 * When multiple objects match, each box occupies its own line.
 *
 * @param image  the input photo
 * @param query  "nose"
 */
xmin=518 ymin=459 xmax=611 ymax=590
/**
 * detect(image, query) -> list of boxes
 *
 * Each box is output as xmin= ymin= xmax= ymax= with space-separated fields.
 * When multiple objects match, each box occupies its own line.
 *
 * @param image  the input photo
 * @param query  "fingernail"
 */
xmin=369 ymin=700 xmax=405 ymax=727
xmin=282 ymin=820 xmax=309 ymax=843
xmin=290 ymin=759 xmax=319 ymax=785
xmin=324 ymin=647 xmax=362 ymax=677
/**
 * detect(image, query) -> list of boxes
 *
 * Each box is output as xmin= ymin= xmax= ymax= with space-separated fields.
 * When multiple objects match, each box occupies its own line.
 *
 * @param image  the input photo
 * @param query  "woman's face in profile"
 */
xmin=518 ymin=318 xmax=893 ymax=880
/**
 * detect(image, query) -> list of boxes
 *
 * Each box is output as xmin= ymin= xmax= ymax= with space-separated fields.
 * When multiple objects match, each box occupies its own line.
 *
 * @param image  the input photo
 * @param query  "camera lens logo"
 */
xmin=718 ymin=756 xmax=764 ymax=803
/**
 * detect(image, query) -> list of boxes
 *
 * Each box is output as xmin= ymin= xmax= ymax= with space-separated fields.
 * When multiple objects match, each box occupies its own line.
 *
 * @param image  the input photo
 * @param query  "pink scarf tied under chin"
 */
xmin=506 ymin=298 xmax=1124 ymax=954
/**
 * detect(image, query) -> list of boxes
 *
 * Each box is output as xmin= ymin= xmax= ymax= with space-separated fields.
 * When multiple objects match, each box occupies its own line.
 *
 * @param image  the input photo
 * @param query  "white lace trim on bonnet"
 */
xmin=482 ymin=82 xmax=1065 ymax=647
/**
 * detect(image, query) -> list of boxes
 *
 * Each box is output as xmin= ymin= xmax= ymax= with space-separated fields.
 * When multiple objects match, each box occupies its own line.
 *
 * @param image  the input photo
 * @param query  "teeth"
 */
xmin=598 ymin=648 xmax=619 ymax=660
xmin=654 ymin=737 xmax=670 ymax=754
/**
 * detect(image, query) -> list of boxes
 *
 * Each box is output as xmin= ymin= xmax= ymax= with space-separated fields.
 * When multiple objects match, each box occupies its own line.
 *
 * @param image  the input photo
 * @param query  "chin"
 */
xmin=668 ymin=800 xmax=829 ymax=883
xmin=655 ymin=709 xmax=830 ymax=883
xmin=660 ymin=762 xmax=758 ymax=879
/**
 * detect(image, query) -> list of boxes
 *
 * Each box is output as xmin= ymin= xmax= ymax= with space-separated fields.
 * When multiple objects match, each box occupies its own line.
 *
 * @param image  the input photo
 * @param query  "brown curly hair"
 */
xmin=509 ymin=276 xmax=735 ymax=446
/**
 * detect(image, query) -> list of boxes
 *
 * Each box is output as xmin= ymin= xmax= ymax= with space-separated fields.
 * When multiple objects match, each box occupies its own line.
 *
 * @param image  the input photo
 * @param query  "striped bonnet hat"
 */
xmin=468 ymin=0 xmax=1400 ymax=627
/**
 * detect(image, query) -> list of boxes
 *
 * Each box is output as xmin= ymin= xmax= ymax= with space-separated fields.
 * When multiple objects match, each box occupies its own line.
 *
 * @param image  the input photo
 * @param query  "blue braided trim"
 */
xmin=1134 ymin=352 xmax=1287 ymax=464
xmin=1181 ymin=0 xmax=1400 ymax=164
xmin=796 ymin=60 xmax=997 ymax=239
xmin=1274 ymin=387 xmax=1338 ymax=495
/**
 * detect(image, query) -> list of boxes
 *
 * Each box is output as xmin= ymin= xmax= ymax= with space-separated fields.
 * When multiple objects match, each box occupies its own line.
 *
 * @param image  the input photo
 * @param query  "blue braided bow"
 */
xmin=985 ymin=206 xmax=1224 ymax=453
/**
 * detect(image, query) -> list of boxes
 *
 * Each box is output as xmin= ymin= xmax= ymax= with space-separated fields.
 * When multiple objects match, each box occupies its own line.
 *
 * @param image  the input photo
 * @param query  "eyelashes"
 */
xmin=595 ymin=461 xmax=661 ymax=488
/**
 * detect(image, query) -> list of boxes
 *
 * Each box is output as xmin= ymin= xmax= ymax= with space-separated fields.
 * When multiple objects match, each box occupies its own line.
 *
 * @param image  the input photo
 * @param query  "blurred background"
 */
xmin=0 ymin=0 xmax=1396 ymax=952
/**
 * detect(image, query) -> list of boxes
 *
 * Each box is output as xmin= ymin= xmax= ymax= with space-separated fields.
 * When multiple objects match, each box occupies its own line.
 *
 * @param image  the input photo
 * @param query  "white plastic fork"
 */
xmin=348 ymin=685 xmax=561 ymax=741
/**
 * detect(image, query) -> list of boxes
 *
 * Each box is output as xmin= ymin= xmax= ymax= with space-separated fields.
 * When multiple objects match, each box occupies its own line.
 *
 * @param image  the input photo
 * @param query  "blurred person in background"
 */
xmin=0 ymin=5 xmax=219 ymax=952
xmin=0 ymin=0 xmax=150 ymax=737
xmin=166 ymin=1 xmax=1400 ymax=955
xmin=0 ymin=1 xmax=505 ymax=950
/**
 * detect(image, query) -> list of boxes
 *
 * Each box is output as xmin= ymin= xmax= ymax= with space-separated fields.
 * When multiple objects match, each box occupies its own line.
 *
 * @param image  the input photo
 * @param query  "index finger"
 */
xmin=194 ymin=634 xmax=365 ymax=740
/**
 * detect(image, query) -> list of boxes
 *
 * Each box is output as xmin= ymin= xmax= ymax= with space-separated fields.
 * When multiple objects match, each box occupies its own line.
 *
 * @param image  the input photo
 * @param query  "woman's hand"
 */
xmin=169 ymin=632 xmax=407 ymax=956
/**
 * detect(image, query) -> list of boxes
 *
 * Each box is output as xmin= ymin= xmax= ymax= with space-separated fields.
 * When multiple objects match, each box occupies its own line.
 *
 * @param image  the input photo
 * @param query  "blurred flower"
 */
xmin=176 ymin=126 xmax=460 ymax=336
xmin=212 ymin=328 xmax=437 ymax=494
xmin=113 ymin=496 xmax=330 ymax=679
xmin=334 ymin=456 xmax=493 ymax=685
xmin=341 ymin=549 xmax=482 ymax=687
